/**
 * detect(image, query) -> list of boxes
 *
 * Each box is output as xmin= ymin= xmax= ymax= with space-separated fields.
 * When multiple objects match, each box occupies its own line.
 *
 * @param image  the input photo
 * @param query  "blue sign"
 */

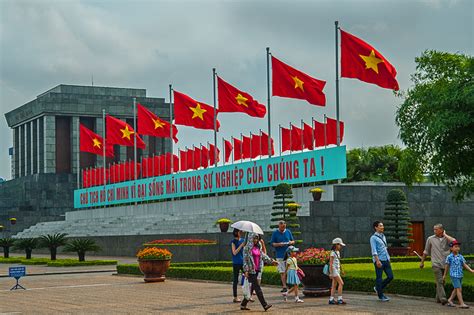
xmin=9 ymin=266 xmax=26 ymax=278
xmin=74 ymin=146 xmax=347 ymax=208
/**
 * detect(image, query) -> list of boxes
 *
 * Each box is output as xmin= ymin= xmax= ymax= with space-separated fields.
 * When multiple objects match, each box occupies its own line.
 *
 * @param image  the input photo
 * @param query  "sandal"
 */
xmin=446 ymin=301 xmax=456 ymax=307
xmin=459 ymin=304 xmax=470 ymax=309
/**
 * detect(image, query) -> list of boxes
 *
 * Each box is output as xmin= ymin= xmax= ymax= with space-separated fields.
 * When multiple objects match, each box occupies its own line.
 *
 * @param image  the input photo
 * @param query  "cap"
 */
xmin=332 ymin=238 xmax=346 ymax=246
xmin=287 ymin=245 xmax=300 ymax=253
xmin=449 ymin=240 xmax=461 ymax=247
xmin=278 ymin=220 xmax=286 ymax=225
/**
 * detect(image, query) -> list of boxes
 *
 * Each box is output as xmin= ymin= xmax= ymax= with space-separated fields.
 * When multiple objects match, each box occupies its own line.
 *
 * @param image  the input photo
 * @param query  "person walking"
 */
xmin=419 ymin=224 xmax=455 ymax=304
xmin=328 ymin=238 xmax=346 ymax=305
xmin=443 ymin=240 xmax=474 ymax=309
xmin=270 ymin=220 xmax=295 ymax=293
xmin=370 ymin=221 xmax=393 ymax=302
xmin=257 ymin=234 xmax=267 ymax=285
xmin=231 ymin=229 xmax=245 ymax=303
xmin=283 ymin=246 xmax=304 ymax=303
xmin=241 ymin=233 xmax=278 ymax=311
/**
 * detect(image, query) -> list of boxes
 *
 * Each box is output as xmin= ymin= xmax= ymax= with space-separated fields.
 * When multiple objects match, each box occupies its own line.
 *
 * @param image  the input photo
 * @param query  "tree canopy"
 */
xmin=396 ymin=50 xmax=474 ymax=201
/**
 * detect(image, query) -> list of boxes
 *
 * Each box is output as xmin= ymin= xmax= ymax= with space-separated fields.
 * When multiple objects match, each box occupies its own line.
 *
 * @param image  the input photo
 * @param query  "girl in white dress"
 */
xmin=329 ymin=238 xmax=346 ymax=305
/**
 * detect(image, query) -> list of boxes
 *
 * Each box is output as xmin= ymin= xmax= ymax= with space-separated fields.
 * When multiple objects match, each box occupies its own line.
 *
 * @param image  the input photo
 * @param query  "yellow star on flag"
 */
xmin=292 ymin=76 xmax=304 ymax=91
xmin=153 ymin=118 xmax=165 ymax=129
xmin=359 ymin=50 xmax=384 ymax=74
xmin=92 ymin=138 xmax=102 ymax=149
xmin=120 ymin=125 xmax=134 ymax=140
xmin=235 ymin=93 xmax=249 ymax=107
xmin=190 ymin=103 xmax=207 ymax=120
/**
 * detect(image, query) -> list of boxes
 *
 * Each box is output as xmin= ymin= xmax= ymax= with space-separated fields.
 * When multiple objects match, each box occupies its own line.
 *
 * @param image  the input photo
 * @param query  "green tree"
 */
xmin=39 ymin=233 xmax=68 ymax=261
xmin=0 ymin=238 xmax=15 ymax=258
xmin=270 ymin=183 xmax=302 ymax=244
xmin=383 ymin=189 xmax=412 ymax=248
xmin=63 ymin=239 xmax=100 ymax=261
xmin=396 ymin=50 xmax=474 ymax=201
xmin=13 ymin=238 xmax=39 ymax=259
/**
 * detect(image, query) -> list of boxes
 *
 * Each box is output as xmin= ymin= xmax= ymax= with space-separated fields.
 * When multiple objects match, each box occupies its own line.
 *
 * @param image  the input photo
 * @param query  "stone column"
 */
xmin=19 ymin=124 xmax=24 ymax=177
xmin=26 ymin=122 xmax=31 ymax=175
xmin=71 ymin=116 xmax=80 ymax=175
xmin=13 ymin=127 xmax=18 ymax=178
xmin=37 ymin=118 xmax=41 ymax=174
xmin=43 ymin=115 xmax=56 ymax=173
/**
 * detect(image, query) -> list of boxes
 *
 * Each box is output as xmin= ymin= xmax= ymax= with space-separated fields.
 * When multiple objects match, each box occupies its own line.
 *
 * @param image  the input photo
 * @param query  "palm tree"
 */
xmin=0 ymin=238 xmax=15 ymax=258
xmin=63 ymin=239 xmax=100 ymax=261
xmin=39 ymin=233 xmax=68 ymax=260
xmin=13 ymin=238 xmax=39 ymax=259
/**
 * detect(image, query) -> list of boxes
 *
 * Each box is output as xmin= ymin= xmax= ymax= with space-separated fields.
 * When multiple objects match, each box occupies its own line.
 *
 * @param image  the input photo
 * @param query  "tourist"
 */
xmin=328 ymin=238 xmax=346 ymax=305
xmin=257 ymin=234 xmax=267 ymax=285
xmin=241 ymin=233 xmax=278 ymax=311
xmin=231 ymin=229 xmax=245 ymax=303
xmin=419 ymin=223 xmax=455 ymax=304
xmin=370 ymin=221 xmax=393 ymax=302
xmin=283 ymin=246 xmax=304 ymax=303
xmin=443 ymin=240 xmax=474 ymax=309
xmin=270 ymin=220 xmax=295 ymax=293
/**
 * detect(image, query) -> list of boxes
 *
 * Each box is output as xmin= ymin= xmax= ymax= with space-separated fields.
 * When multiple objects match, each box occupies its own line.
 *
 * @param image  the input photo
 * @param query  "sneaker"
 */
xmin=295 ymin=298 xmax=304 ymax=303
xmin=233 ymin=297 xmax=241 ymax=303
xmin=379 ymin=295 xmax=390 ymax=302
xmin=337 ymin=299 xmax=346 ymax=305
xmin=263 ymin=304 xmax=272 ymax=311
xmin=329 ymin=299 xmax=337 ymax=305
xmin=280 ymin=288 xmax=288 ymax=293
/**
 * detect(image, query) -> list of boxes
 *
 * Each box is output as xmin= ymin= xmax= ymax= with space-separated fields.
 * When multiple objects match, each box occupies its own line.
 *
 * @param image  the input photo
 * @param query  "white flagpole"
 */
xmin=279 ymin=124 xmax=282 ymax=156
xmin=311 ymin=117 xmax=315 ymax=150
xmin=266 ymin=47 xmax=272 ymax=156
xmin=301 ymin=119 xmax=304 ymax=152
xmin=212 ymin=68 xmax=218 ymax=168
xmin=169 ymin=84 xmax=174 ymax=173
xmin=324 ymin=114 xmax=328 ymax=147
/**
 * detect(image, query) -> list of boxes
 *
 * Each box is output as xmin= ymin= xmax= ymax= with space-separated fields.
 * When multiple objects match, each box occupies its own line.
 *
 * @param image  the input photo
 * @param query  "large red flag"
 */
xmin=174 ymin=91 xmax=220 ymax=131
xmin=233 ymin=138 xmax=242 ymax=161
xmin=217 ymin=76 xmax=266 ymax=118
xmin=250 ymin=134 xmax=261 ymax=159
xmin=80 ymin=124 xmax=114 ymax=157
xmin=303 ymin=123 xmax=314 ymax=150
xmin=281 ymin=127 xmax=291 ymax=152
xmin=260 ymin=132 xmax=275 ymax=157
xmin=272 ymin=56 xmax=326 ymax=107
xmin=242 ymin=135 xmax=251 ymax=159
xmin=106 ymin=115 xmax=146 ymax=149
xmin=224 ymin=139 xmax=233 ymax=162
xmin=209 ymin=144 xmax=220 ymax=166
xmin=137 ymin=103 xmax=178 ymax=143
xmin=341 ymin=29 xmax=399 ymax=91
xmin=326 ymin=117 xmax=345 ymax=145
xmin=290 ymin=124 xmax=303 ymax=151
xmin=313 ymin=120 xmax=326 ymax=147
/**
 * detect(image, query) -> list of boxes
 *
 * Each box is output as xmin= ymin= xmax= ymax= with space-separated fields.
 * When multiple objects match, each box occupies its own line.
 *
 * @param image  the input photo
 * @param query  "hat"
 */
xmin=286 ymin=246 xmax=300 ymax=253
xmin=278 ymin=220 xmax=286 ymax=225
xmin=332 ymin=238 xmax=346 ymax=246
xmin=449 ymin=240 xmax=461 ymax=247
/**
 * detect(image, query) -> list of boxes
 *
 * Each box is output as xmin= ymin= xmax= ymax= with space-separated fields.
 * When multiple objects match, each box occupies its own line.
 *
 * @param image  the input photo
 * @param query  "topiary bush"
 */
xmin=270 ymin=183 xmax=302 ymax=244
xmin=383 ymin=189 xmax=412 ymax=248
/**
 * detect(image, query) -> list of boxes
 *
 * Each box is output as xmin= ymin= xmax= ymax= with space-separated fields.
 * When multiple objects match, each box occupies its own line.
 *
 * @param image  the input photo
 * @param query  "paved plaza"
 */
xmin=0 ymin=271 xmax=465 ymax=314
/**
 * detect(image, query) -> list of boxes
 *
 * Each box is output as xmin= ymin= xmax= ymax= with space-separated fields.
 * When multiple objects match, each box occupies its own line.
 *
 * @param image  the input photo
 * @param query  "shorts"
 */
xmin=276 ymin=258 xmax=286 ymax=273
xmin=451 ymin=277 xmax=462 ymax=289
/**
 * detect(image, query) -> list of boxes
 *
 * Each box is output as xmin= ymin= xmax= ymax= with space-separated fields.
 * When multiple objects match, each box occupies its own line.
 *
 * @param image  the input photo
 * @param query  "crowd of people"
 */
xmin=230 ymin=220 xmax=473 ymax=311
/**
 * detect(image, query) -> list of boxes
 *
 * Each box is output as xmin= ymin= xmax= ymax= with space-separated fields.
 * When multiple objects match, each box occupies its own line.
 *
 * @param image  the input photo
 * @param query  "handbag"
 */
xmin=297 ymin=268 xmax=305 ymax=280
xmin=242 ymin=277 xmax=252 ymax=300
xmin=323 ymin=263 xmax=330 ymax=276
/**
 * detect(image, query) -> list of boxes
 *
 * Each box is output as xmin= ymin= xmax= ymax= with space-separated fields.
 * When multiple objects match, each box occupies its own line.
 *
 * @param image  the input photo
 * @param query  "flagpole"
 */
xmin=222 ymin=138 xmax=225 ymax=166
xmin=335 ymin=20 xmax=341 ymax=146
xmin=102 ymin=109 xmax=106 ymax=206
xmin=77 ymin=121 xmax=80 ymax=188
xmin=311 ymin=117 xmax=315 ymax=150
xmin=168 ymin=84 xmax=174 ymax=173
xmin=301 ymin=119 xmax=304 ymax=152
xmin=324 ymin=114 xmax=327 ymax=147
xmin=231 ymin=137 xmax=234 ymax=164
xmin=266 ymin=47 xmax=272 ymax=156
xmin=185 ymin=146 xmax=188 ymax=171
xmin=212 ymin=68 xmax=218 ymax=168
xmin=289 ymin=123 xmax=293 ymax=154
xmin=279 ymin=124 xmax=282 ymax=156
xmin=259 ymin=129 xmax=262 ymax=159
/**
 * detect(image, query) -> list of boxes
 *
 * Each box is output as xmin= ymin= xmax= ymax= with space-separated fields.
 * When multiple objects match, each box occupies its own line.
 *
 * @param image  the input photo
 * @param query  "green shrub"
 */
xmin=0 ymin=257 xmax=22 ymax=264
xmin=39 ymin=233 xmax=68 ymax=261
xmin=63 ymin=239 xmax=100 ymax=261
xmin=47 ymin=259 xmax=117 ymax=267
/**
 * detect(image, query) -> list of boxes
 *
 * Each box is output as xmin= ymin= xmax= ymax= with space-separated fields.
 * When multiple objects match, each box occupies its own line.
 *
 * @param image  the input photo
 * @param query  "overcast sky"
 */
xmin=0 ymin=0 xmax=472 ymax=180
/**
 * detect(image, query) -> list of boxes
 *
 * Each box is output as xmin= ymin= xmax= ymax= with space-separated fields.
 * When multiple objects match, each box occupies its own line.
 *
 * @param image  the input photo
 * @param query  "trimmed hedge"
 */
xmin=116 ymin=263 xmax=474 ymax=302
xmin=0 ymin=257 xmax=22 ymax=264
xmin=47 ymin=259 xmax=117 ymax=267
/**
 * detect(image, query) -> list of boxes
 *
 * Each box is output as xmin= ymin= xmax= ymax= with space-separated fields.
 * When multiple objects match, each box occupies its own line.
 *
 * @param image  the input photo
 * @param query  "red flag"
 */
xmin=326 ymin=117 xmax=345 ymax=145
xmin=224 ymin=140 xmax=233 ymax=163
xmin=201 ymin=146 xmax=209 ymax=169
xmin=303 ymin=123 xmax=314 ymax=150
xmin=250 ymin=134 xmax=261 ymax=158
xmin=260 ymin=132 xmax=275 ymax=156
xmin=281 ymin=127 xmax=291 ymax=152
xmin=272 ymin=56 xmax=326 ymax=106
xmin=174 ymin=91 xmax=220 ymax=131
xmin=137 ymin=104 xmax=178 ymax=143
xmin=106 ymin=115 xmax=145 ymax=149
xmin=185 ymin=150 xmax=194 ymax=171
xmin=82 ymin=169 xmax=89 ymax=188
xmin=217 ymin=76 xmax=266 ymax=118
xmin=80 ymin=124 xmax=114 ymax=157
xmin=242 ymin=135 xmax=251 ymax=159
xmin=209 ymin=144 xmax=220 ymax=166
xmin=180 ymin=150 xmax=188 ymax=171
xmin=313 ymin=120 xmax=326 ymax=147
xmin=192 ymin=147 xmax=202 ymax=170
xmin=290 ymin=124 xmax=303 ymax=151
xmin=341 ymin=29 xmax=399 ymax=91
xmin=233 ymin=138 xmax=242 ymax=161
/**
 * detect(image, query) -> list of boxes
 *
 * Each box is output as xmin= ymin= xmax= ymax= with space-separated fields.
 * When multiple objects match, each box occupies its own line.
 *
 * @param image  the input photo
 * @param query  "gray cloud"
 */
xmin=0 ymin=0 xmax=472 ymax=179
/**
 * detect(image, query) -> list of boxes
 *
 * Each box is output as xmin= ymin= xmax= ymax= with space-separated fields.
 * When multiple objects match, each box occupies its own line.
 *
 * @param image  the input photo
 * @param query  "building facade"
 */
xmin=5 ymin=84 xmax=171 ymax=181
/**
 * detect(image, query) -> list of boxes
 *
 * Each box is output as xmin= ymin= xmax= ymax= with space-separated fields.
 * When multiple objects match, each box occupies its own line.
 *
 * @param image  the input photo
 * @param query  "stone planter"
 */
xmin=311 ymin=192 xmax=322 ymax=201
xmin=138 ymin=259 xmax=171 ymax=282
xmin=219 ymin=222 xmax=230 ymax=233
xmin=299 ymin=264 xmax=331 ymax=297
xmin=388 ymin=246 xmax=410 ymax=257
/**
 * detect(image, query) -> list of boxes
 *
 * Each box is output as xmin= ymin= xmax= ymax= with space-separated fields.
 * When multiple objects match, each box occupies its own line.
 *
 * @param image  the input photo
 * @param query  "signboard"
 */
xmin=74 ymin=145 xmax=346 ymax=208
xmin=9 ymin=266 xmax=26 ymax=278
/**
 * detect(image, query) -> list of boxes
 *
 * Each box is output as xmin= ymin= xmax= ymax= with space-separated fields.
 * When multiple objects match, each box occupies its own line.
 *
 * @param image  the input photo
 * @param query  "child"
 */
xmin=283 ymin=246 xmax=304 ymax=303
xmin=329 ymin=238 xmax=346 ymax=305
xmin=443 ymin=240 xmax=474 ymax=309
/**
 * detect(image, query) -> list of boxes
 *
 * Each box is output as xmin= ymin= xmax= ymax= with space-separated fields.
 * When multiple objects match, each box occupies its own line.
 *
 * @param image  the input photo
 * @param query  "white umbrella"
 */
xmin=231 ymin=220 xmax=264 ymax=235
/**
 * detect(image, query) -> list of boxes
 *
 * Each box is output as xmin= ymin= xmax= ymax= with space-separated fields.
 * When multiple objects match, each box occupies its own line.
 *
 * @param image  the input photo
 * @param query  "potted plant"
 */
xmin=63 ymin=239 xmax=100 ymax=261
xmin=137 ymin=247 xmax=172 ymax=282
xmin=383 ymin=189 xmax=412 ymax=256
xmin=215 ymin=218 xmax=232 ymax=232
xmin=287 ymin=202 xmax=301 ymax=214
xmin=0 ymin=238 xmax=15 ymax=258
xmin=9 ymin=218 xmax=17 ymax=225
xmin=309 ymin=188 xmax=325 ymax=201
xmin=39 ymin=233 xmax=68 ymax=261
xmin=296 ymin=247 xmax=331 ymax=297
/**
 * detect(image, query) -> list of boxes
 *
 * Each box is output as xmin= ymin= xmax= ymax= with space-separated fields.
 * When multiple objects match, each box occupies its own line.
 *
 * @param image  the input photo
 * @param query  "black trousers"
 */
xmin=241 ymin=272 xmax=267 ymax=308
xmin=232 ymin=264 xmax=243 ymax=297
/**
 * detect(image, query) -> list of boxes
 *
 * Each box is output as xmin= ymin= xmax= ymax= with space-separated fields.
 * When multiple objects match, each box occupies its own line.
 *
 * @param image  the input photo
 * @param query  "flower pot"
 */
xmin=299 ymin=264 xmax=331 ymax=297
xmin=219 ymin=222 xmax=230 ymax=233
xmin=138 ymin=259 xmax=171 ymax=282
xmin=9 ymin=220 xmax=16 ymax=225
xmin=311 ymin=192 xmax=322 ymax=201
xmin=387 ymin=246 xmax=410 ymax=257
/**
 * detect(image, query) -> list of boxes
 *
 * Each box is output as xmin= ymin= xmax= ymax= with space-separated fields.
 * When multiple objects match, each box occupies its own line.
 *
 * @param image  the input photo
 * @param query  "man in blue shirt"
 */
xmin=370 ymin=221 xmax=394 ymax=302
xmin=270 ymin=220 xmax=294 ymax=292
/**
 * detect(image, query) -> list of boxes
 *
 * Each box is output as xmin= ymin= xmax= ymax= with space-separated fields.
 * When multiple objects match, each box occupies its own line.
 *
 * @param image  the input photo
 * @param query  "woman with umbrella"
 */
xmin=240 ymin=232 xmax=278 ymax=311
